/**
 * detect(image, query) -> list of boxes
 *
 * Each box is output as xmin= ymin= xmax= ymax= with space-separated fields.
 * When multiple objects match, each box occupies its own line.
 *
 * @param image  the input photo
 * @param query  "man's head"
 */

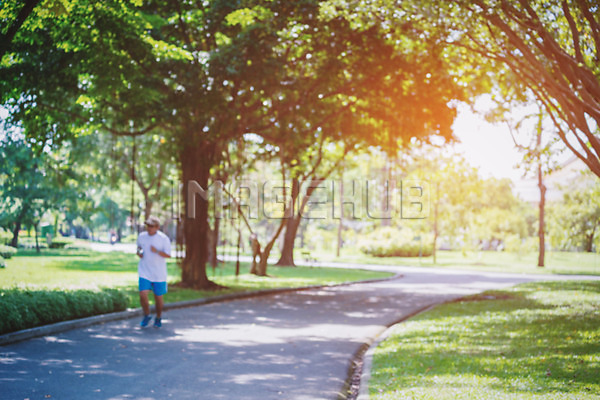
xmin=144 ymin=215 xmax=160 ymax=235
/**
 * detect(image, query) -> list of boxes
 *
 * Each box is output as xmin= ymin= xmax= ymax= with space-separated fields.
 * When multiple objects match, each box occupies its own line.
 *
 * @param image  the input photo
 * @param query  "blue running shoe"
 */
xmin=153 ymin=317 xmax=162 ymax=328
xmin=140 ymin=314 xmax=152 ymax=327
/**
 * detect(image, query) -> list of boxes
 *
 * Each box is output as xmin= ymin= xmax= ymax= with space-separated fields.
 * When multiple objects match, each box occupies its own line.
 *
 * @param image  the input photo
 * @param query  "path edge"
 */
xmin=0 ymin=272 xmax=402 ymax=347
xmin=338 ymin=302 xmax=442 ymax=400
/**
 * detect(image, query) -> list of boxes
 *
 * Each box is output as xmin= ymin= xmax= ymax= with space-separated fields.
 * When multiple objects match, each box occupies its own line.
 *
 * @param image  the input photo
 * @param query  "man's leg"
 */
xmin=154 ymin=294 xmax=164 ymax=319
xmin=139 ymin=290 xmax=151 ymax=316
xmin=139 ymin=289 xmax=153 ymax=327
xmin=152 ymin=282 xmax=166 ymax=327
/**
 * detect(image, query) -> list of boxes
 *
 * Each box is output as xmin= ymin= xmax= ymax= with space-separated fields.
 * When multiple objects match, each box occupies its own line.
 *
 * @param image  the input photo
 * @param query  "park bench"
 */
xmin=301 ymin=249 xmax=317 ymax=263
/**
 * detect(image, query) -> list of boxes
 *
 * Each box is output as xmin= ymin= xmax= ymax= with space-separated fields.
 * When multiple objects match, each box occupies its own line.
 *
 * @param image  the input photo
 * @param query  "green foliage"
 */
xmin=46 ymin=237 xmax=75 ymax=249
xmin=548 ymin=178 xmax=600 ymax=252
xmin=370 ymin=281 xmax=600 ymax=399
xmin=503 ymin=234 xmax=537 ymax=255
xmin=404 ymin=147 xmax=535 ymax=251
xmin=120 ymin=234 xmax=138 ymax=244
xmin=48 ymin=241 xmax=68 ymax=249
xmin=359 ymin=227 xmax=433 ymax=257
xmin=0 ymin=287 xmax=129 ymax=335
xmin=444 ymin=0 xmax=600 ymax=178
xmin=4 ymin=0 xmax=597 ymax=287
xmin=0 ymin=135 xmax=81 ymax=247
xmin=0 ymin=247 xmax=392 ymax=323
xmin=0 ymin=229 xmax=11 ymax=245
xmin=0 ymin=244 xmax=17 ymax=259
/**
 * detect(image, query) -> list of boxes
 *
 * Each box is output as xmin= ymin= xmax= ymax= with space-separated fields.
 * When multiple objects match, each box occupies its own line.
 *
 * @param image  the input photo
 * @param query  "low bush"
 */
xmin=0 ymin=244 xmax=17 ymax=259
xmin=358 ymin=227 xmax=434 ymax=257
xmin=0 ymin=230 xmax=12 ymax=245
xmin=504 ymin=234 xmax=538 ymax=255
xmin=120 ymin=234 xmax=138 ymax=244
xmin=0 ymin=288 xmax=129 ymax=335
xmin=17 ymin=239 xmax=48 ymax=249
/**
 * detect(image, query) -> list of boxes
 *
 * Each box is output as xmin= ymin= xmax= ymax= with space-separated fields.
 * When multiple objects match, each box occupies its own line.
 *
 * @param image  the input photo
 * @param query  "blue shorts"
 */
xmin=139 ymin=278 xmax=168 ymax=296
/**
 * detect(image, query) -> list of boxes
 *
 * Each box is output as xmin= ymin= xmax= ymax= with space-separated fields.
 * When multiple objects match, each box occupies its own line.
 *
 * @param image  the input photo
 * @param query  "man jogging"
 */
xmin=136 ymin=215 xmax=171 ymax=328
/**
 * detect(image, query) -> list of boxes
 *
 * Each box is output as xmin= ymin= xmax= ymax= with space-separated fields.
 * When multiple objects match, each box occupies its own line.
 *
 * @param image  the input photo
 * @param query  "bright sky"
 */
xmin=450 ymin=99 xmax=525 ymax=182
xmin=448 ymin=98 xmax=585 ymax=202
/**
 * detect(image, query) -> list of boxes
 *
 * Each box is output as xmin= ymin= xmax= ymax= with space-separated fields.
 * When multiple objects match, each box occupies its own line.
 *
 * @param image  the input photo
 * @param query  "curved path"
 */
xmin=1 ymin=262 xmax=596 ymax=399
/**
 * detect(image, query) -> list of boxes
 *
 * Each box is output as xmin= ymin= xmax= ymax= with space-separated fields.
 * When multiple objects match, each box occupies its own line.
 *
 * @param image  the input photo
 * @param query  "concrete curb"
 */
xmin=0 ymin=273 xmax=402 ymax=347
xmin=351 ymin=303 xmax=441 ymax=400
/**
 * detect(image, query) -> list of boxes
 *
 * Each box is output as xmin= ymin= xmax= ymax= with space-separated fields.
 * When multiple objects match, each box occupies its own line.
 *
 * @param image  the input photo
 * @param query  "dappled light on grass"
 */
xmin=2 ymin=249 xmax=139 ymax=290
xmin=202 ymin=263 xmax=393 ymax=292
xmin=2 ymin=249 xmax=392 ymax=310
xmin=322 ymin=249 xmax=600 ymax=276
xmin=370 ymin=281 xmax=600 ymax=399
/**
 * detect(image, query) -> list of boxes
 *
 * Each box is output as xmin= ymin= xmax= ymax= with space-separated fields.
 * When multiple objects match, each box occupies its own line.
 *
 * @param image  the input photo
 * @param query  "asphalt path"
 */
xmin=2 ymin=247 xmax=599 ymax=399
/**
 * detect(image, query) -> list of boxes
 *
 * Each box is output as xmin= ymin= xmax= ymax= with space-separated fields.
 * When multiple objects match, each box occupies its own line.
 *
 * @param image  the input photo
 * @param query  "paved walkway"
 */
xmin=8 ymin=267 xmax=592 ymax=400
xmin=2 ymin=248 xmax=599 ymax=399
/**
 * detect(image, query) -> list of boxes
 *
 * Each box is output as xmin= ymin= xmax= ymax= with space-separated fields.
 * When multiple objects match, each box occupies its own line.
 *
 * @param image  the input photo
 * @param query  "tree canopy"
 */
xmin=3 ymin=0 xmax=599 ymax=286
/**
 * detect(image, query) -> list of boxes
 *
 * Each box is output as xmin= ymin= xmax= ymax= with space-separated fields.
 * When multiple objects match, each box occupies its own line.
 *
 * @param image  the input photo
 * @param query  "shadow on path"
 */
xmin=1 ymin=270 xmax=546 ymax=399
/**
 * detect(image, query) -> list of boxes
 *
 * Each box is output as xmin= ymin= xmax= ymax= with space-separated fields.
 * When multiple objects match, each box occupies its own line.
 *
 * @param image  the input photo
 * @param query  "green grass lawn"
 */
xmin=307 ymin=247 xmax=600 ymax=276
xmin=1 ymin=248 xmax=393 ymax=309
xmin=369 ymin=280 xmax=600 ymax=399
xmin=218 ymin=244 xmax=600 ymax=276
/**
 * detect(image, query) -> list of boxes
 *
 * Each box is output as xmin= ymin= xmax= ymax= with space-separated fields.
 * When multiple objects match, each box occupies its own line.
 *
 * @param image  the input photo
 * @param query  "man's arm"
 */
xmin=156 ymin=249 xmax=171 ymax=258
xmin=137 ymin=237 xmax=143 ymax=258
xmin=151 ymin=236 xmax=171 ymax=258
xmin=150 ymin=246 xmax=171 ymax=258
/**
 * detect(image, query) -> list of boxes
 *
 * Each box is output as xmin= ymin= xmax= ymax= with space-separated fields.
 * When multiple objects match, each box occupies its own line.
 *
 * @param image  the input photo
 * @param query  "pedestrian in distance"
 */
xmin=137 ymin=215 xmax=171 ymax=328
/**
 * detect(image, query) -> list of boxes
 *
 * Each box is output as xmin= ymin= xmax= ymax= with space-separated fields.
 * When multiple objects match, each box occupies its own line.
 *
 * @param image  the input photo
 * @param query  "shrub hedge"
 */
xmin=0 ymin=288 xmax=129 ymax=335
xmin=0 ymin=244 xmax=17 ymax=259
xmin=358 ymin=227 xmax=434 ymax=257
xmin=0 ymin=230 xmax=11 ymax=245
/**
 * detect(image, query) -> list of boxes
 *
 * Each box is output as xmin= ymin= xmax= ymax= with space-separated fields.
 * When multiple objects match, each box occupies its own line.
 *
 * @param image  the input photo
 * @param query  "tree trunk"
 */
xmin=276 ymin=216 xmax=301 ymax=266
xmin=180 ymin=139 xmax=220 ymax=289
xmin=538 ymin=165 xmax=546 ymax=267
xmin=235 ymin=218 xmax=241 ymax=276
xmin=249 ymin=234 xmax=261 ymax=274
xmin=34 ymin=221 xmax=40 ymax=253
xmin=10 ymin=205 xmax=28 ymax=248
xmin=10 ymin=220 xmax=21 ymax=248
xmin=433 ymin=183 xmax=439 ymax=264
xmin=210 ymin=218 xmax=220 ymax=268
xmin=144 ymin=199 xmax=153 ymax=222
xmin=585 ymin=231 xmax=595 ymax=253
xmin=276 ymin=177 xmax=325 ymax=266
xmin=336 ymin=176 xmax=343 ymax=257
xmin=537 ymin=127 xmax=546 ymax=268
xmin=255 ymin=247 xmax=271 ymax=277
xmin=381 ymin=159 xmax=391 ymax=227
xmin=255 ymin=235 xmax=280 ymax=276
xmin=253 ymin=216 xmax=289 ymax=276
xmin=299 ymin=220 xmax=306 ymax=249
xmin=275 ymin=178 xmax=300 ymax=266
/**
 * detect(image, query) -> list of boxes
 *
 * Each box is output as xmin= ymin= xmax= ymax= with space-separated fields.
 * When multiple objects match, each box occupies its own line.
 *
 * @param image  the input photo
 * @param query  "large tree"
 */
xmin=444 ymin=0 xmax=600 ymax=177
xmin=1 ymin=0 xmax=461 ymax=287
xmin=335 ymin=0 xmax=600 ymax=177
xmin=268 ymin=5 xmax=463 ymax=266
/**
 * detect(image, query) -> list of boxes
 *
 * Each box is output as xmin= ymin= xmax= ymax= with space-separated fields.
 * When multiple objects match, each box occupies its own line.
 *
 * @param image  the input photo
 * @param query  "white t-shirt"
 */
xmin=137 ymin=231 xmax=171 ymax=282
